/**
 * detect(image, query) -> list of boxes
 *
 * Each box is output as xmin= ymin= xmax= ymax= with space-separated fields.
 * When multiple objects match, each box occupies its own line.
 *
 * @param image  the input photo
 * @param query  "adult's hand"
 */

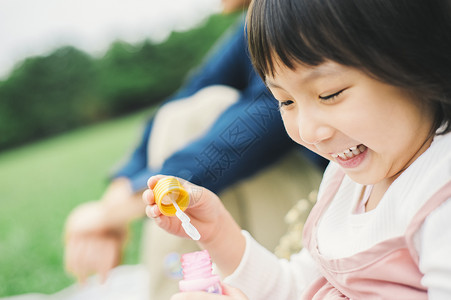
xmin=64 ymin=201 xmax=127 ymax=283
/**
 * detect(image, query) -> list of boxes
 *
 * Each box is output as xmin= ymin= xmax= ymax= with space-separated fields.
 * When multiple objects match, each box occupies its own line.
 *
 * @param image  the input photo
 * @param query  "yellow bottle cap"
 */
xmin=154 ymin=177 xmax=189 ymax=216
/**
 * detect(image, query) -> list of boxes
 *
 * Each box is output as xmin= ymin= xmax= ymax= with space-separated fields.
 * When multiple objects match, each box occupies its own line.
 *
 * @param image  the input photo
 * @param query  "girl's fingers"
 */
xmin=145 ymin=174 xmax=204 ymax=209
xmin=222 ymin=284 xmax=248 ymax=299
xmin=171 ymin=292 xmax=225 ymax=300
xmin=170 ymin=285 xmax=248 ymax=299
xmin=170 ymin=287 xmax=248 ymax=300
xmin=145 ymin=204 xmax=161 ymax=218
xmin=147 ymin=175 xmax=166 ymax=189
xmin=142 ymin=188 xmax=154 ymax=205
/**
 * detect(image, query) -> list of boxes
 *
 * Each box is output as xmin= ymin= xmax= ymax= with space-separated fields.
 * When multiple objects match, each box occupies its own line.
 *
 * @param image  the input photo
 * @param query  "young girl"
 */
xmin=143 ymin=0 xmax=451 ymax=299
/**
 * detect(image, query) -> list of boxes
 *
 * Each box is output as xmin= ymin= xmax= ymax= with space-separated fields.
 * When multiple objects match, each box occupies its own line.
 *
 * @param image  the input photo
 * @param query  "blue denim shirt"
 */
xmin=113 ymin=18 xmax=325 ymax=193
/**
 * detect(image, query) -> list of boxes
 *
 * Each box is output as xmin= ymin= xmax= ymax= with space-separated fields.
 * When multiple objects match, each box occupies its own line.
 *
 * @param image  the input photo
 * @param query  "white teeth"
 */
xmin=344 ymin=150 xmax=353 ymax=158
xmin=332 ymin=144 xmax=366 ymax=160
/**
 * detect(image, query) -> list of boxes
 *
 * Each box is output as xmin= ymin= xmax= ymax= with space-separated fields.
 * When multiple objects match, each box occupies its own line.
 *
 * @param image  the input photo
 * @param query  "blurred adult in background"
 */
xmin=64 ymin=0 xmax=327 ymax=298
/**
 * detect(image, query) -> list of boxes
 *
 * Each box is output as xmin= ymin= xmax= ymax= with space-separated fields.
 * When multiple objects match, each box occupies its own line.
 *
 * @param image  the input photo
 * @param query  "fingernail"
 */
xmin=147 ymin=176 xmax=154 ymax=188
xmin=153 ymin=205 xmax=160 ymax=216
xmin=145 ymin=205 xmax=154 ymax=218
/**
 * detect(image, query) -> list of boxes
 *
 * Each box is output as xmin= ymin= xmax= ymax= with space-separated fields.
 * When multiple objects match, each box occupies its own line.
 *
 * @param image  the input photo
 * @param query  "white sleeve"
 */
xmin=416 ymin=198 xmax=451 ymax=299
xmin=224 ymin=231 xmax=321 ymax=300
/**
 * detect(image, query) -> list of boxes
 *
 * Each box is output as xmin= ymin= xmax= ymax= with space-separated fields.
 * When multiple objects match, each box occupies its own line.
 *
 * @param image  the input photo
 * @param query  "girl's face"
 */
xmin=267 ymin=61 xmax=435 ymax=186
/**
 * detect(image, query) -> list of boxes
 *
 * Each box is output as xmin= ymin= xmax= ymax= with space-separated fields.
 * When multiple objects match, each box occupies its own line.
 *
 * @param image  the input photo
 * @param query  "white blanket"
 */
xmin=1 ymin=265 xmax=150 ymax=300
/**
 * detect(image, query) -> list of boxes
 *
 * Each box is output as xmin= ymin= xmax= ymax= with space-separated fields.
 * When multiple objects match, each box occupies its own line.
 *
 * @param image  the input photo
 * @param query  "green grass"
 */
xmin=0 ymin=108 xmax=155 ymax=297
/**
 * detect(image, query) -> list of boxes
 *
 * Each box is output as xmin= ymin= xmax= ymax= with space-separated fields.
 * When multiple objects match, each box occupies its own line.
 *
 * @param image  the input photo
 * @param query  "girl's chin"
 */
xmin=337 ymin=149 xmax=382 ymax=185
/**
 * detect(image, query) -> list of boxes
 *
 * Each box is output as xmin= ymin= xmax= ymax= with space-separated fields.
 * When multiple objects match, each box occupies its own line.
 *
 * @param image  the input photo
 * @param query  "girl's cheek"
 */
xmin=282 ymin=116 xmax=303 ymax=145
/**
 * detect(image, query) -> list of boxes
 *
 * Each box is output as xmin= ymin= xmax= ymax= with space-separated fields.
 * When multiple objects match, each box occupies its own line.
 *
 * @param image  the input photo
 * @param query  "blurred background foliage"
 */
xmin=0 ymin=11 xmax=239 ymax=297
xmin=0 ymin=12 xmax=238 ymax=152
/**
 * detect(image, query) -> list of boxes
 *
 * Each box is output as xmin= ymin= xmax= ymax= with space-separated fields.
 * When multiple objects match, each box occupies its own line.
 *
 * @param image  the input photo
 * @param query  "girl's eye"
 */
xmin=319 ymin=89 xmax=345 ymax=102
xmin=278 ymin=100 xmax=294 ymax=109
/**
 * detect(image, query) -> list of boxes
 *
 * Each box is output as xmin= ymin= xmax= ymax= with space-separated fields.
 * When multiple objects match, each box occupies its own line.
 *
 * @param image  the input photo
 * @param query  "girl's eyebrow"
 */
xmin=265 ymin=80 xmax=281 ymax=89
xmin=266 ymin=64 xmax=345 ymax=89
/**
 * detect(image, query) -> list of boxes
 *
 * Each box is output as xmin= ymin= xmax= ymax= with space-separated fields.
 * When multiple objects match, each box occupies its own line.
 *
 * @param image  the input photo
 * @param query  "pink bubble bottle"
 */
xmin=179 ymin=250 xmax=223 ymax=294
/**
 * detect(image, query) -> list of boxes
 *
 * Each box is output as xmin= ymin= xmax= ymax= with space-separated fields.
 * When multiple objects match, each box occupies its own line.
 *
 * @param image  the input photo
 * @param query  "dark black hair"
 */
xmin=247 ymin=0 xmax=451 ymax=134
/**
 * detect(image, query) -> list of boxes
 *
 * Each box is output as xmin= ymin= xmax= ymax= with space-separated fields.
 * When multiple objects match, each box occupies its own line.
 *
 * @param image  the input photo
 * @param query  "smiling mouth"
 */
xmin=331 ymin=144 xmax=367 ymax=160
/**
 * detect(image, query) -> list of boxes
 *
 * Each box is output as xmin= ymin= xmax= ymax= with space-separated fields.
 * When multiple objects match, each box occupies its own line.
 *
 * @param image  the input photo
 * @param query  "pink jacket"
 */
xmin=302 ymin=169 xmax=451 ymax=299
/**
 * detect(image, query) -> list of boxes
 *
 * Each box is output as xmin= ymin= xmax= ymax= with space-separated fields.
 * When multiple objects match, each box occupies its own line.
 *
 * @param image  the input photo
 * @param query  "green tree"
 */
xmin=0 ymin=12 xmax=239 ymax=151
xmin=0 ymin=47 xmax=99 ymax=150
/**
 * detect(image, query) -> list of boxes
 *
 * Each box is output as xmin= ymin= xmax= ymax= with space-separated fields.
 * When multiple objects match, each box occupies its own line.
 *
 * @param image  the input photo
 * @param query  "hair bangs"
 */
xmin=247 ymin=0 xmax=328 ymax=79
xmin=248 ymin=0 xmax=451 ymax=134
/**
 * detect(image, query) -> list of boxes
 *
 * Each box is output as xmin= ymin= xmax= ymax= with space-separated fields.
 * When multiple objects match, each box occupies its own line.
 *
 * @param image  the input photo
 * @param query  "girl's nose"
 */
xmin=297 ymin=109 xmax=333 ymax=145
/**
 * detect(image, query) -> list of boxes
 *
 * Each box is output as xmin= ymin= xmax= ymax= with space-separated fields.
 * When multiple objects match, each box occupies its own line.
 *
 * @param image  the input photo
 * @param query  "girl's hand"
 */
xmin=144 ymin=175 xmax=246 ymax=277
xmin=142 ymin=175 xmax=226 ymax=243
xmin=170 ymin=284 xmax=249 ymax=300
